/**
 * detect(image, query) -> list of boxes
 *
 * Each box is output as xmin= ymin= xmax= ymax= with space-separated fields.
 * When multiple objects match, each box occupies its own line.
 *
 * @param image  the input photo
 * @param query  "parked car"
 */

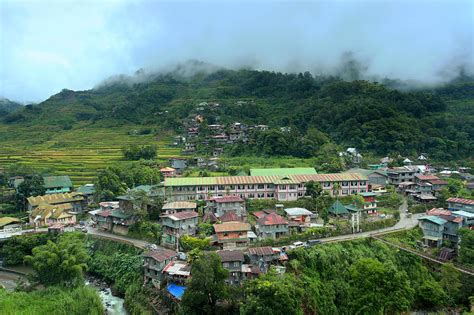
xmin=306 ymin=239 xmax=321 ymax=247
xmin=293 ymin=241 xmax=305 ymax=248
xmin=145 ymin=243 xmax=158 ymax=250
xmin=74 ymin=225 xmax=87 ymax=233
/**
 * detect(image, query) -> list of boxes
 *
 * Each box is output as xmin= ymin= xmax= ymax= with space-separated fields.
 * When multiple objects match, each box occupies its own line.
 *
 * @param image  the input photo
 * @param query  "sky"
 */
xmin=0 ymin=0 xmax=473 ymax=103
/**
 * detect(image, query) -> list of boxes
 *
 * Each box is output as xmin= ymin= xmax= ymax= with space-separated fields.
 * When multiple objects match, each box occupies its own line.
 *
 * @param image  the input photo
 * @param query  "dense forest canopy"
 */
xmin=2 ymin=68 xmax=473 ymax=160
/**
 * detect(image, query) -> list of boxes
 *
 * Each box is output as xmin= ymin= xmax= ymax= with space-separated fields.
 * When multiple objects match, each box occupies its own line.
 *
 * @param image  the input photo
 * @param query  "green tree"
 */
xmin=415 ymin=280 xmax=448 ymax=310
xmin=16 ymin=175 xmax=46 ymax=210
xmin=349 ymin=258 xmax=413 ymax=314
xmin=181 ymin=253 xmax=229 ymax=314
xmin=24 ymin=233 xmax=89 ymax=287
xmin=440 ymin=263 xmax=462 ymax=305
xmin=242 ymin=271 xmax=305 ymax=315
xmin=458 ymin=228 xmax=474 ymax=267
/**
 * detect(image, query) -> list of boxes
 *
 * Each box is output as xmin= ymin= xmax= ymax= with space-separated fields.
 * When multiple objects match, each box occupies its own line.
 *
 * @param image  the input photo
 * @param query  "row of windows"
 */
xmin=176 ymin=181 xmax=367 ymax=193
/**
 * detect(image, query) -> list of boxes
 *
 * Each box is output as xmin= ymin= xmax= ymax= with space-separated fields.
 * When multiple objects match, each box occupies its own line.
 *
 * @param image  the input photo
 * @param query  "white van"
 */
xmin=293 ymin=241 xmax=304 ymax=248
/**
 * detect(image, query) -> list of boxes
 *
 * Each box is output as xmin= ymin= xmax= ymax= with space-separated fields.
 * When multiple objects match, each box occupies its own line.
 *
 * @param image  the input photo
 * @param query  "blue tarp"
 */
xmin=167 ymin=284 xmax=186 ymax=299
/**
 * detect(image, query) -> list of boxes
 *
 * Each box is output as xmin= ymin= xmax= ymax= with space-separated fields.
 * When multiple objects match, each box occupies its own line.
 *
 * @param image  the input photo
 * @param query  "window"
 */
xmin=258 ymin=184 xmax=265 ymax=189
xmin=351 ymin=190 xmax=357 ymax=194
xmin=360 ymin=181 xmax=366 ymax=186
xmin=342 ymin=190 xmax=348 ymax=195
xmin=267 ymin=184 xmax=275 ymax=189
xmin=218 ymin=185 xmax=225 ymax=190
xmin=248 ymin=193 xmax=255 ymax=199
xmin=248 ymin=184 xmax=254 ymax=189
xmin=267 ymin=192 xmax=274 ymax=198
xmin=258 ymin=193 xmax=265 ymax=198
xmin=289 ymin=185 xmax=296 ymax=190
xmin=224 ymin=262 xmax=229 ymax=267
xmin=198 ymin=186 xmax=205 ymax=191
xmin=342 ymin=181 xmax=349 ymax=187
xmin=233 ymin=262 xmax=239 ymax=267
xmin=360 ymin=189 xmax=366 ymax=193
xmin=223 ymin=232 xmax=229 ymax=237
xmin=238 ymin=185 xmax=245 ymax=190
xmin=323 ymin=182 xmax=331 ymax=188
xmin=230 ymin=185 xmax=235 ymax=190
xmin=298 ymin=192 xmax=303 ymax=197
xmin=279 ymin=193 xmax=286 ymax=199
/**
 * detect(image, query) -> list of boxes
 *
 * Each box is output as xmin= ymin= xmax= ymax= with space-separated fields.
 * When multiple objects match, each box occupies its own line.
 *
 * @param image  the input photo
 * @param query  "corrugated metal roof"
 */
xmin=217 ymin=250 xmax=245 ymax=262
xmin=257 ymin=212 xmax=288 ymax=226
xmin=248 ymin=246 xmax=274 ymax=256
xmin=162 ymin=201 xmax=197 ymax=210
xmin=144 ymin=248 xmax=177 ymax=262
xmin=165 ymin=173 xmax=367 ymax=187
xmin=284 ymin=207 xmax=312 ymax=216
xmin=213 ymin=222 xmax=251 ymax=233
xmin=419 ymin=215 xmax=447 ymax=225
xmin=447 ymin=198 xmax=474 ymax=205
xmin=27 ymin=192 xmax=84 ymax=206
xmin=161 ymin=211 xmax=198 ymax=221
xmin=250 ymin=168 xmax=317 ymax=176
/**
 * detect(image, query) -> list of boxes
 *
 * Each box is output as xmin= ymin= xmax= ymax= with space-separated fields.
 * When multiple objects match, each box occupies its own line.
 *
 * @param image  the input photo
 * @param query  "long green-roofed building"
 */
xmin=164 ymin=172 xmax=368 ymax=202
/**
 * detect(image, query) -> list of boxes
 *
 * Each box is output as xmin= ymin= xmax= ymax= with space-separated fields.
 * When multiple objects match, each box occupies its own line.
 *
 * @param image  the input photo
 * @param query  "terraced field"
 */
xmin=0 ymin=123 xmax=182 ymax=186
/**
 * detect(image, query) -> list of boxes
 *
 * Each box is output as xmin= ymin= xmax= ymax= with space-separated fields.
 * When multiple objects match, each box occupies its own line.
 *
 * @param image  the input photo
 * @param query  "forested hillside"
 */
xmin=0 ymin=98 xmax=23 ymax=117
xmin=2 ymin=68 xmax=473 ymax=160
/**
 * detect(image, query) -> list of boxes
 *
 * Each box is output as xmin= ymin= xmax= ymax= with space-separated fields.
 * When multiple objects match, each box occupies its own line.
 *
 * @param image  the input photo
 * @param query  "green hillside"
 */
xmin=1 ymin=68 xmax=473 ymax=184
xmin=0 ymin=98 xmax=23 ymax=117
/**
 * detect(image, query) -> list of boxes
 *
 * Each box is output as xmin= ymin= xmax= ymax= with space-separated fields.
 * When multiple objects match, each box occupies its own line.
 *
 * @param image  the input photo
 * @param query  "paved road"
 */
xmin=86 ymin=227 xmax=149 ymax=249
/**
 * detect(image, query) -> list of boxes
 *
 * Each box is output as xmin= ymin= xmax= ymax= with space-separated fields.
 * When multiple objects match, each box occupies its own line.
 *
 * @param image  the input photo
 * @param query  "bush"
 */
xmin=128 ymin=221 xmax=162 ymax=243
xmin=0 ymin=286 xmax=103 ymax=314
xmin=0 ymin=233 xmax=55 ymax=266
xmin=179 ymin=235 xmax=211 ymax=251
xmin=122 ymin=144 xmax=157 ymax=160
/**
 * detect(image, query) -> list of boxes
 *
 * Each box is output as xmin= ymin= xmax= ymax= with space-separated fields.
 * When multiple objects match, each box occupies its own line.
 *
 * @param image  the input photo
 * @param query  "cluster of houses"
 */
xmin=418 ymin=198 xmax=474 ymax=248
xmin=143 ymin=244 xmax=288 ymax=300
xmin=180 ymin=106 xmax=271 ymax=157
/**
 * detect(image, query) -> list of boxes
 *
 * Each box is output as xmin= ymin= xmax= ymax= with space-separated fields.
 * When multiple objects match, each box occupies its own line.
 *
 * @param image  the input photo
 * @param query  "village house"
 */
xmin=43 ymin=175 xmax=73 ymax=194
xmin=162 ymin=201 xmax=197 ymax=214
xmin=217 ymin=250 xmax=245 ymax=285
xmin=164 ymin=172 xmax=368 ymax=201
xmin=360 ymin=192 xmax=378 ymax=215
xmin=387 ymin=166 xmax=420 ymax=185
xmin=161 ymin=211 xmax=199 ymax=249
xmin=248 ymin=246 xmax=279 ymax=265
xmin=447 ymin=198 xmax=474 ymax=213
xmin=418 ymin=216 xmax=446 ymax=247
xmin=0 ymin=217 xmax=22 ymax=231
xmin=162 ymin=260 xmax=191 ymax=285
xmin=284 ymin=207 xmax=313 ymax=223
xmin=29 ymin=203 xmax=77 ymax=227
xmin=328 ymin=200 xmax=349 ymax=216
xmin=344 ymin=168 xmax=388 ymax=186
xmin=169 ymin=158 xmax=187 ymax=175
xmin=206 ymin=195 xmax=246 ymax=217
xmin=89 ymin=208 xmax=112 ymax=230
xmin=219 ymin=211 xmax=243 ymax=223
xmin=27 ymin=192 xmax=85 ymax=213
xmin=76 ymin=184 xmax=95 ymax=205
xmin=160 ymin=167 xmax=176 ymax=178
xmin=255 ymin=212 xmax=289 ymax=239
xmin=143 ymin=249 xmax=178 ymax=288
xmin=213 ymin=221 xmax=251 ymax=249
xmin=107 ymin=210 xmax=135 ymax=235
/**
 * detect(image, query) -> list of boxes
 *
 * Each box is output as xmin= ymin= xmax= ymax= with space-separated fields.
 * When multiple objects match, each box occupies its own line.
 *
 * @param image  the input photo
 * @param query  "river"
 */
xmin=0 ymin=269 xmax=127 ymax=315
xmin=85 ymin=277 xmax=128 ymax=315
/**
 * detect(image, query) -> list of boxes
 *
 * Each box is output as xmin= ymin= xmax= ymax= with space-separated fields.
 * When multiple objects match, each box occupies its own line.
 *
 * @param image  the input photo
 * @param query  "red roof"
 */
xmin=447 ymin=198 xmax=474 ymax=205
xmin=426 ymin=208 xmax=452 ymax=216
xmin=219 ymin=211 xmax=242 ymax=222
xmin=96 ymin=210 xmax=111 ymax=217
xmin=248 ymin=246 xmax=274 ymax=256
xmin=211 ymin=196 xmax=244 ymax=203
xmin=252 ymin=209 xmax=274 ymax=219
xmin=202 ymin=212 xmax=218 ymax=223
xmin=257 ymin=212 xmax=288 ymax=226
xmin=144 ymin=248 xmax=177 ymax=262
xmin=416 ymin=174 xmax=439 ymax=181
xmin=429 ymin=179 xmax=448 ymax=185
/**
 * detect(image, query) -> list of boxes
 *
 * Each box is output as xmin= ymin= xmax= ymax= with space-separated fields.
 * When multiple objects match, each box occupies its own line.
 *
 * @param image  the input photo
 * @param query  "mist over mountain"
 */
xmin=1 ymin=1 xmax=472 ymax=102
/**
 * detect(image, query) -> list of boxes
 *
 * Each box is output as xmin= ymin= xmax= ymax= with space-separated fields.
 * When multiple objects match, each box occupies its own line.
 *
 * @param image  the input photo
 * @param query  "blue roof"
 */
xmin=167 ymin=284 xmax=186 ymax=299
xmin=419 ymin=215 xmax=447 ymax=225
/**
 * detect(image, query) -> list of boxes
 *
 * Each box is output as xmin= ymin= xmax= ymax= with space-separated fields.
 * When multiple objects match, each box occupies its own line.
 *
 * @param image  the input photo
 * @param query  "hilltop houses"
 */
xmin=27 ymin=192 xmax=85 ymax=213
xmin=29 ymin=203 xmax=77 ymax=227
xmin=161 ymin=211 xmax=199 ymax=249
xmin=206 ymin=196 xmax=246 ymax=218
xmin=213 ymin=222 xmax=251 ymax=249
